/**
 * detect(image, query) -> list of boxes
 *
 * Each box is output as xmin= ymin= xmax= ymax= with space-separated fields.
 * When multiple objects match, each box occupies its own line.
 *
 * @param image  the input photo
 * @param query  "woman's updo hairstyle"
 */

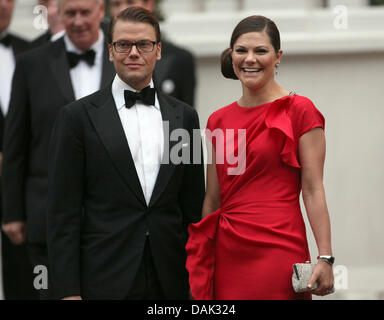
xmin=221 ymin=15 xmax=281 ymax=80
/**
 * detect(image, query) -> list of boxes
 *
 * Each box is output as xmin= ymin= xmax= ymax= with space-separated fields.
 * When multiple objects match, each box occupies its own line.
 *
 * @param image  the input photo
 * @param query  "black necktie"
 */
xmin=67 ymin=50 xmax=96 ymax=68
xmin=124 ymin=86 xmax=156 ymax=109
xmin=0 ymin=34 xmax=11 ymax=47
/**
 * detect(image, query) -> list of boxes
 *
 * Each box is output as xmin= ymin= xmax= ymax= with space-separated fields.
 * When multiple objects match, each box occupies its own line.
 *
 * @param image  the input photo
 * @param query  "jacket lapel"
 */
xmin=48 ymin=38 xmax=75 ymax=102
xmin=86 ymin=86 xmax=146 ymax=206
xmin=148 ymin=92 xmax=183 ymax=207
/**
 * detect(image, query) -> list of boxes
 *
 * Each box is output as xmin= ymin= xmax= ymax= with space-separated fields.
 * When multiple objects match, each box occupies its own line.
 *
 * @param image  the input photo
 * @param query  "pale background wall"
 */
xmin=3 ymin=0 xmax=384 ymax=300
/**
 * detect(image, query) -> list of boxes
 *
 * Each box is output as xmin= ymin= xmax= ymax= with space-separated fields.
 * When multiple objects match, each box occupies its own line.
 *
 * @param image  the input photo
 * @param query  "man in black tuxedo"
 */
xmin=0 ymin=0 xmax=38 ymax=300
xmin=108 ymin=0 xmax=196 ymax=107
xmin=1 ymin=0 xmax=115 ymax=299
xmin=47 ymin=6 xmax=204 ymax=300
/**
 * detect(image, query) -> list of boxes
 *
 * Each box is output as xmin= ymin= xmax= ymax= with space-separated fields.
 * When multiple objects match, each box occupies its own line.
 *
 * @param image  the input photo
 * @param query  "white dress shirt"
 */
xmin=0 ymin=32 xmax=15 ymax=116
xmin=112 ymin=74 xmax=164 ymax=206
xmin=64 ymin=30 xmax=104 ymax=100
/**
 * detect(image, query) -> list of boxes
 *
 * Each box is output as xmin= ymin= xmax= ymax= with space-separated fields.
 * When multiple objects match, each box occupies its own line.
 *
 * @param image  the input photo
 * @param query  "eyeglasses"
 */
xmin=111 ymin=40 xmax=158 ymax=54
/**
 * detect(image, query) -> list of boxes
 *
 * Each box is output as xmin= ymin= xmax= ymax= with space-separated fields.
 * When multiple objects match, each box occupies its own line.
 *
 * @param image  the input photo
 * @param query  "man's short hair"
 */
xmin=108 ymin=6 xmax=161 ymax=44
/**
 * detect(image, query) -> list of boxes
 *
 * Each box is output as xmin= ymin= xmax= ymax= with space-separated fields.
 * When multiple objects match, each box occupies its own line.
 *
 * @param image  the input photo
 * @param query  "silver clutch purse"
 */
xmin=292 ymin=261 xmax=318 ymax=293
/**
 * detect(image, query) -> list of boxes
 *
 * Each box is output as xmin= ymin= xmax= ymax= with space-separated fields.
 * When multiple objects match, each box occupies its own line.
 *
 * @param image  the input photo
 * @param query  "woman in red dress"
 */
xmin=186 ymin=15 xmax=334 ymax=300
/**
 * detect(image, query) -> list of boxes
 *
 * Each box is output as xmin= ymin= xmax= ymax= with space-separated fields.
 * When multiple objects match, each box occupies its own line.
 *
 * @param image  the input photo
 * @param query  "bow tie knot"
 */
xmin=67 ymin=49 xmax=96 ymax=68
xmin=124 ymin=86 xmax=155 ymax=108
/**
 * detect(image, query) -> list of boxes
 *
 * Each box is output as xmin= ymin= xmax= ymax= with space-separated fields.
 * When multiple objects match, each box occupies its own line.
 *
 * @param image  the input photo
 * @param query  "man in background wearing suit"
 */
xmin=0 ymin=0 xmax=37 ymax=300
xmin=29 ymin=0 xmax=65 ymax=49
xmin=108 ymin=0 xmax=197 ymax=107
xmin=47 ymin=6 xmax=204 ymax=300
xmin=1 ymin=0 xmax=115 ymax=299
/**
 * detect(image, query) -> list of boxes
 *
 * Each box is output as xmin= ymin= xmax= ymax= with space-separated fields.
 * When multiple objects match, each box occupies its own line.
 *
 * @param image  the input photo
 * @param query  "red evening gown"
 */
xmin=186 ymin=94 xmax=325 ymax=300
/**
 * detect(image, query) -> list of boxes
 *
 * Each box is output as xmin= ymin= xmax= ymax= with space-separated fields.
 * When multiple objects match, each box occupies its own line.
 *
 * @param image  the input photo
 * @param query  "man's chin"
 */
xmin=68 ymin=35 xmax=95 ymax=51
xmin=119 ymin=73 xmax=151 ymax=89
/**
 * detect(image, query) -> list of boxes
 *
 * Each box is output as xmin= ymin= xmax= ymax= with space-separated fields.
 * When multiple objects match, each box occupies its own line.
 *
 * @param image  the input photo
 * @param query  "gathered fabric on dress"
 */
xmin=186 ymin=94 xmax=325 ymax=300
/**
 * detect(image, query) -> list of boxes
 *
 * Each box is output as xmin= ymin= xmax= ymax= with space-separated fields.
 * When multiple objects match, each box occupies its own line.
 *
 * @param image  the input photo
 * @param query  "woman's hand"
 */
xmin=307 ymin=260 xmax=334 ymax=296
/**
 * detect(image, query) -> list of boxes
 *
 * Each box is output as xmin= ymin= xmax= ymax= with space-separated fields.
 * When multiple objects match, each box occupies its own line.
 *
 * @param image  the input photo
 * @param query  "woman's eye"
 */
xmin=235 ymin=49 xmax=247 ymax=53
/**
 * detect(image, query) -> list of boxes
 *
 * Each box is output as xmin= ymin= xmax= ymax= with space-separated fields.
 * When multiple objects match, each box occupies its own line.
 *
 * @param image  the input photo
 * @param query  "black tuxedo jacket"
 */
xmin=154 ymin=41 xmax=196 ymax=107
xmin=0 ymin=33 xmax=29 ymax=152
xmin=47 ymin=86 xmax=205 ymax=299
xmin=28 ymin=30 xmax=51 ymax=50
xmin=0 ymin=33 xmax=29 ymax=221
xmin=1 ymin=37 xmax=115 ymax=243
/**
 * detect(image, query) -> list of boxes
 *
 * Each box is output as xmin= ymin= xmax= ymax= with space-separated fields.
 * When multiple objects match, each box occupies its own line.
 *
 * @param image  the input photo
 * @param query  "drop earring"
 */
xmin=275 ymin=62 xmax=280 ymax=75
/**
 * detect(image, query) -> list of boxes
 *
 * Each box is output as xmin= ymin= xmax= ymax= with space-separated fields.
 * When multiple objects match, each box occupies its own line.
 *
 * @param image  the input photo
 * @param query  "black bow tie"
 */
xmin=67 ymin=50 xmax=96 ymax=68
xmin=0 ymin=34 xmax=11 ymax=47
xmin=124 ymin=86 xmax=156 ymax=109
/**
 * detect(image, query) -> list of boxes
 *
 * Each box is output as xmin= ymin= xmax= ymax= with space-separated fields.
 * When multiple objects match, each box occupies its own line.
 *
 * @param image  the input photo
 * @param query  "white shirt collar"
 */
xmin=112 ymin=74 xmax=159 ymax=111
xmin=51 ymin=30 xmax=65 ymax=42
xmin=64 ymin=29 xmax=104 ymax=54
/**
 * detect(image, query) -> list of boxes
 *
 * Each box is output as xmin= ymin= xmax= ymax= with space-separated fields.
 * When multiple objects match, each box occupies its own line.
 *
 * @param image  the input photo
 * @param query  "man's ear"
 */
xmin=156 ymin=41 xmax=162 ymax=61
xmin=108 ymin=44 xmax=114 ymax=62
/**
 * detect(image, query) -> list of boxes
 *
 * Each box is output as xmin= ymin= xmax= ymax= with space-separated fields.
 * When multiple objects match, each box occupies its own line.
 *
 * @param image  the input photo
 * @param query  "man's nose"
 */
xmin=128 ymin=44 xmax=140 ymax=57
xmin=73 ymin=12 xmax=85 ymax=26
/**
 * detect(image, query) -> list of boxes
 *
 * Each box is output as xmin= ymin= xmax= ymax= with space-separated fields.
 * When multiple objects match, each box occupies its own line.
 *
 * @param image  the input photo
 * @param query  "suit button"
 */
xmin=146 ymin=230 xmax=149 ymax=236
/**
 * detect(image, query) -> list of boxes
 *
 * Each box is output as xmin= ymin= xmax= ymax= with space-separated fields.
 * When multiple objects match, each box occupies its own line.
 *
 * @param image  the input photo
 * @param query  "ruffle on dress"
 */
xmin=264 ymin=95 xmax=301 ymax=168
xmin=186 ymin=209 xmax=221 ymax=300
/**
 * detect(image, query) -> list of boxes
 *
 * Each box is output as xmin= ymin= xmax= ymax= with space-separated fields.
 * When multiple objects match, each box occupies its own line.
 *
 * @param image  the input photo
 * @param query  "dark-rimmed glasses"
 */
xmin=111 ymin=40 xmax=158 ymax=54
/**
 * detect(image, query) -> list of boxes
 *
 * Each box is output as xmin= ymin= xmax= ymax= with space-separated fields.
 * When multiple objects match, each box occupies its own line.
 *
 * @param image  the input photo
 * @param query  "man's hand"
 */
xmin=62 ymin=296 xmax=82 ymax=300
xmin=1 ymin=221 xmax=27 ymax=245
